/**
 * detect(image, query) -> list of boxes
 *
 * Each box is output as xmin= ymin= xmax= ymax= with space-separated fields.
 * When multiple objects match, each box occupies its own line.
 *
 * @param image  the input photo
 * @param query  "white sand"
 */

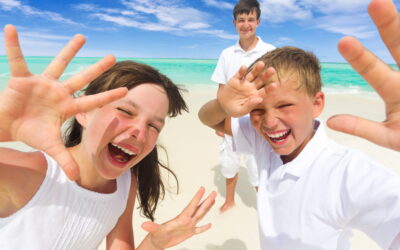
xmin=2 ymin=87 xmax=398 ymax=250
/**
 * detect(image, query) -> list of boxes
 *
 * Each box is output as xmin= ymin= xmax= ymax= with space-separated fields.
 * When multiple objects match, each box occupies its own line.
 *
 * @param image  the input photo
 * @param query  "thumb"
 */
xmin=45 ymin=143 xmax=80 ymax=181
xmin=327 ymin=114 xmax=386 ymax=145
xmin=142 ymin=221 xmax=160 ymax=233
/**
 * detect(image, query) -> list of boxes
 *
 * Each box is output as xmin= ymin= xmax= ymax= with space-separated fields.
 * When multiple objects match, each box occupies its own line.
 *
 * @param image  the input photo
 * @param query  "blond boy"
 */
xmin=199 ymin=46 xmax=400 ymax=250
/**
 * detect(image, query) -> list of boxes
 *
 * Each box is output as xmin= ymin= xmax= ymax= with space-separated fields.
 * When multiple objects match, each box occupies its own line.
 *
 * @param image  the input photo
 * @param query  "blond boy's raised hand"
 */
xmin=0 ymin=25 xmax=128 ymax=180
xmin=327 ymin=0 xmax=400 ymax=151
xmin=218 ymin=61 xmax=275 ymax=117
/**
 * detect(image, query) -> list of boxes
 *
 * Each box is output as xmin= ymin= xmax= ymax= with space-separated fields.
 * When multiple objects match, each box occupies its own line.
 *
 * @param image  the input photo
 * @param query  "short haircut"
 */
xmin=233 ymin=0 xmax=261 ymax=20
xmin=250 ymin=46 xmax=322 ymax=96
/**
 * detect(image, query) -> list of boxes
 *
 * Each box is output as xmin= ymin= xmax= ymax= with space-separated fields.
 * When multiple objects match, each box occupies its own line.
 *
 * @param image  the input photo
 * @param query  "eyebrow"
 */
xmin=122 ymin=99 xmax=166 ymax=124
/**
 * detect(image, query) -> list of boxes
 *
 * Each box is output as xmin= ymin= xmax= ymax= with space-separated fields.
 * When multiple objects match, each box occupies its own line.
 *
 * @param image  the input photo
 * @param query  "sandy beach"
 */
xmin=2 ymin=87 xmax=398 ymax=250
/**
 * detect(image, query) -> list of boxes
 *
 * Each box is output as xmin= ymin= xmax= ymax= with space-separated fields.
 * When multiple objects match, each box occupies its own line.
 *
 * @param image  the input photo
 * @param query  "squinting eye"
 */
xmin=116 ymin=107 xmax=133 ymax=116
xmin=278 ymin=104 xmax=293 ymax=109
xmin=148 ymin=124 xmax=161 ymax=133
xmin=250 ymin=109 xmax=263 ymax=115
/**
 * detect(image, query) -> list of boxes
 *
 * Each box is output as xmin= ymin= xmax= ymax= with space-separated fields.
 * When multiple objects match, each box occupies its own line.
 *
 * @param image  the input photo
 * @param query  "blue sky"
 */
xmin=0 ymin=0 xmax=399 ymax=63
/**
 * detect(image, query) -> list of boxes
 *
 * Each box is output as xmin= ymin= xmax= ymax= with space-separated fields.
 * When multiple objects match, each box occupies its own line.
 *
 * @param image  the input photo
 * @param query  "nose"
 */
xmin=128 ymin=119 xmax=147 ymax=144
xmin=263 ymin=111 xmax=279 ymax=130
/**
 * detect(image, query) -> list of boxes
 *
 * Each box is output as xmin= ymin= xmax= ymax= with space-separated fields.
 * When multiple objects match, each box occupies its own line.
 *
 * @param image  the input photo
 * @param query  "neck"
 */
xmin=68 ymin=145 xmax=116 ymax=194
xmin=239 ymin=36 xmax=258 ymax=52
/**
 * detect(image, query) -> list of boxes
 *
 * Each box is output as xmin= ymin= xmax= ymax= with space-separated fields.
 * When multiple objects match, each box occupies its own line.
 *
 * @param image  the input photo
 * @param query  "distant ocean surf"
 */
xmin=0 ymin=56 xmax=387 ymax=94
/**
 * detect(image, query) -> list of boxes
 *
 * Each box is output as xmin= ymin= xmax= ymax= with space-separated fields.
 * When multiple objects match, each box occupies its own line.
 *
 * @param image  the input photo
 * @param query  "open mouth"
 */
xmin=108 ymin=143 xmax=137 ymax=165
xmin=266 ymin=129 xmax=291 ymax=144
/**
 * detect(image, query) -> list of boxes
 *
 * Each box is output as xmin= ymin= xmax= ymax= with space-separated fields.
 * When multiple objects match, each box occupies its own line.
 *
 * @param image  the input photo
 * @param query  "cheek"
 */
xmin=142 ymin=131 xmax=159 ymax=154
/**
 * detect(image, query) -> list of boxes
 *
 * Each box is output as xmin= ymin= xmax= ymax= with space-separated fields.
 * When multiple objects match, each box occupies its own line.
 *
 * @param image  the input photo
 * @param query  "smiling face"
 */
xmin=77 ymin=83 xmax=169 ymax=179
xmin=250 ymin=75 xmax=324 ymax=163
xmin=234 ymin=10 xmax=260 ymax=40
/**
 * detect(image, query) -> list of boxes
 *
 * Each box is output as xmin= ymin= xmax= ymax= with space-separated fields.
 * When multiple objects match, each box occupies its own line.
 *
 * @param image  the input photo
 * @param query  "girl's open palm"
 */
xmin=141 ymin=187 xmax=217 ymax=249
xmin=327 ymin=0 xmax=400 ymax=151
xmin=0 ymin=25 xmax=127 ymax=180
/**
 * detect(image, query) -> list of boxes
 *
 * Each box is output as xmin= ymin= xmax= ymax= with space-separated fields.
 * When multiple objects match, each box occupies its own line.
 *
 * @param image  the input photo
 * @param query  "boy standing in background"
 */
xmin=211 ymin=0 xmax=275 ymax=213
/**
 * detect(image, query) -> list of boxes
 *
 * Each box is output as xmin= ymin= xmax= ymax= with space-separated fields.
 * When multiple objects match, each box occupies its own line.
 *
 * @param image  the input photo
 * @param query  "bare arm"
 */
xmin=106 ymin=173 xmax=137 ymax=250
xmin=198 ymin=93 xmax=232 ymax=135
xmin=0 ymin=149 xmax=46 ymax=217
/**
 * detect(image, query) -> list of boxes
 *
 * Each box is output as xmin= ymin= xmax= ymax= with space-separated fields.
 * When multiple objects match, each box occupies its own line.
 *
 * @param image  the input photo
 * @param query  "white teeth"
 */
xmin=112 ymin=143 xmax=136 ymax=156
xmin=267 ymin=130 xmax=288 ymax=139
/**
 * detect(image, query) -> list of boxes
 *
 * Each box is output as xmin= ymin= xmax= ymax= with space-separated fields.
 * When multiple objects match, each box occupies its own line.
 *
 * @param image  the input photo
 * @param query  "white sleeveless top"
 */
xmin=0 ymin=153 xmax=132 ymax=250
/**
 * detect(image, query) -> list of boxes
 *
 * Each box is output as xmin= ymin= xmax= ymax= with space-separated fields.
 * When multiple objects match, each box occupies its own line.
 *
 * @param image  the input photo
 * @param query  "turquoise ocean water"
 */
xmin=0 ymin=56 xmax=396 ymax=94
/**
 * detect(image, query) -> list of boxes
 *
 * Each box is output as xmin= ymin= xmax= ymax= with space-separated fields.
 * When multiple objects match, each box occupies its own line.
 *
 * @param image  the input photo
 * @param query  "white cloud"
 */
xmin=0 ymin=0 xmax=77 ymax=24
xmin=300 ymin=0 xmax=369 ymax=14
xmin=260 ymin=0 xmax=312 ymax=23
xmin=315 ymin=13 xmax=376 ymax=39
xmin=79 ymin=0 xmax=236 ymax=40
xmin=202 ymin=0 xmax=234 ymax=10
xmin=274 ymin=37 xmax=294 ymax=45
xmin=259 ymin=0 xmax=376 ymax=39
xmin=0 ymin=0 xmax=20 ymax=10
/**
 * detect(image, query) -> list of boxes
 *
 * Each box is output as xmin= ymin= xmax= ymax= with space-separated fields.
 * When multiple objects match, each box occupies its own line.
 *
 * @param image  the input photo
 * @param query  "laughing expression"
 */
xmin=250 ymin=77 xmax=324 ymax=163
xmin=78 ymin=83 xmax=169 ymax=180
xmin=234 ymin=11 xmax=260 ymax=40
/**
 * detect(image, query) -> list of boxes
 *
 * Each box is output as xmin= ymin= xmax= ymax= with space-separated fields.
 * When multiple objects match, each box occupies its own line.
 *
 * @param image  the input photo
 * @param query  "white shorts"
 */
xmin=219 ymin=135 xmax=259 ymax=186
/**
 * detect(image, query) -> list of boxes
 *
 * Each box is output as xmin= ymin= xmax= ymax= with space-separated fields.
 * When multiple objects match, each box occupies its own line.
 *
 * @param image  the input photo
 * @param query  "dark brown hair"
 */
xmin=233 ymin=0 xmax=261 ymax=20
xmin=63 ymin=61 xmax=188 ymax=221
xmin=250 ymin=46 xmax=322 ymax=96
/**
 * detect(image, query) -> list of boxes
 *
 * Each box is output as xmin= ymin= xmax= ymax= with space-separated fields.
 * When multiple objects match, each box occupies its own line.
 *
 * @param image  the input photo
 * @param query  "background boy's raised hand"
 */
xmin=0 ymin=25 xmax=128 ymax=180
xmin=327 ymin=0 xmax=400 ymax=151
xmin=218 ymin=61 xmax=275 ymax=118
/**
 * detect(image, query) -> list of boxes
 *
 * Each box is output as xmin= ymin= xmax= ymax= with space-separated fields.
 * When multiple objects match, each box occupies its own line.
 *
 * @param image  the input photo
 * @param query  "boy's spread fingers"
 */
xmin=234 ymin=65 xmax=247 ymax=81
xmin=75 ymin=87 xmax=128 ymax=113
xmin=4 ymin=25 xmax=30 ymax=77
xmin=327 ymin=114 xmax=393 ymax=150
xmin=64 ymin=55 xmax=116 ymax=94
xmin=338 ymin=37 xmax=397 ymax=101
xmin=368 ymin=0 xmax=400 ymax=66
xmin=245 ymin=61 xmax=264 ymax=83
xmin=43 ymin=34 xmax=86 ymax=80
xmin=254 ymin=66 xmax=275 ymax=89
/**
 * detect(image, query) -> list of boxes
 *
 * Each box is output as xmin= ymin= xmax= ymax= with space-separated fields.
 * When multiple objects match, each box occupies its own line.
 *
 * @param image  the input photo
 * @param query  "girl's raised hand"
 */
xmin=218 ymin=61 xmax=275 ymax=117
xmin=141 ymin=187 xmax=216 ymax=249
xmin=0 ymin=25 xmax=128 ymax=180
xmin=327 ymin=0 xmax=400 ymax=151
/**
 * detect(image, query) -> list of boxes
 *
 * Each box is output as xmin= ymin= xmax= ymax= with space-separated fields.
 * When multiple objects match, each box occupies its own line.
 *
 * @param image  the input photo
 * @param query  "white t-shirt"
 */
xmin=232 ymin=118 xmax=400 ymax=250
xmin=211 ymin=37 xmax=276 ymax=84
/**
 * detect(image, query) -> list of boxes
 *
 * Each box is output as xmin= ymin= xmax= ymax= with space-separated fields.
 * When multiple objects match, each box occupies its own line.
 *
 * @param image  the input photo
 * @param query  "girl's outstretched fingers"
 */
xmin=64 ymin=55 xmax=116 ymax=94
xmin=4 ymin=24 xmax=30 ymax=77
xmin=43 ymin=34 xmax=86 ymax=80
xmin=141 ymin=187 xmax=216 ymax=249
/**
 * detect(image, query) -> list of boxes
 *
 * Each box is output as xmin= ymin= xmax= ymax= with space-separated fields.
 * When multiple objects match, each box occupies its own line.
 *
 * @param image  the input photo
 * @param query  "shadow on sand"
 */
xmin=211 ymin=165 xmax=257 ymax=210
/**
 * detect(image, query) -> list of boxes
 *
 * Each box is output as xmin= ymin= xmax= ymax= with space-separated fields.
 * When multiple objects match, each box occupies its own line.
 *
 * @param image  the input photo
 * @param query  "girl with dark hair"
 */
xmin=0 ymin=25 xmax=216 ymax=250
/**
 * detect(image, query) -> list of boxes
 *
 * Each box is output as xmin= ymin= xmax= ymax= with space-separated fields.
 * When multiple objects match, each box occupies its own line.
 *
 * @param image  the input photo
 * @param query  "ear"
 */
xmin=233 ymin=19 xmax=237 ymax=27
xmin=312 ymin=91 xmax=325 ymax=118
xmin=75 ymin=112 xmax=89 ymax=128
xmin=256 ymin=18 xmax=260 ymax=26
